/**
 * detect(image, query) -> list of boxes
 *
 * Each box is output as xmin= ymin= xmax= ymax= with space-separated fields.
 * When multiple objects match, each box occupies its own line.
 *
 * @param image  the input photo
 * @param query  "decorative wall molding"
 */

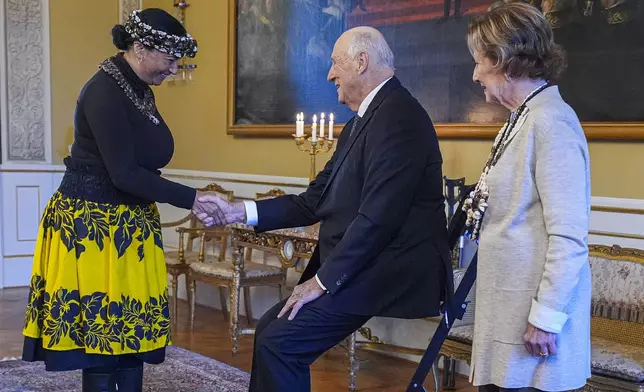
xmin=1 ymin=0 xmax=52 ymax=163
xmin=119 ymin=0 xmax=142 ymax=24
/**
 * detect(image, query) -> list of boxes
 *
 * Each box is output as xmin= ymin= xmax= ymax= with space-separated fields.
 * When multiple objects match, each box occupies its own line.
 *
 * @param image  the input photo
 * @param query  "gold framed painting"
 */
xmin=227 ymin=0 xmax=644 ymax=140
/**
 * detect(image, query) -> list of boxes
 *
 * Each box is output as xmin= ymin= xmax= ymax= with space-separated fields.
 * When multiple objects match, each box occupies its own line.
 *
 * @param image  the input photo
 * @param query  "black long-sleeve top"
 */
xmin=59 ymin=53 xmax=196 ymax=209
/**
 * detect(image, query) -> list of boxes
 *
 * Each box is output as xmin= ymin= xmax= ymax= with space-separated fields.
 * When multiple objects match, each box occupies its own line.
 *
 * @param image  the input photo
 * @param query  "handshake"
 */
xmin=191 ymin=193 xmax=247 ymax=227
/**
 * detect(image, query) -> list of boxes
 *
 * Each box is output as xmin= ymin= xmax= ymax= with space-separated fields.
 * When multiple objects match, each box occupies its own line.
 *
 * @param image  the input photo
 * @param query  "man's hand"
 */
xmin=192 ymin=192 xmax=227 ymax=226
xmin=277 ymin=278 xmax=325 ymax=320
xmin=192 ymin=194 xmax=246 ymax=227
xmin=523 ymin=323 xmax=557 ymax=357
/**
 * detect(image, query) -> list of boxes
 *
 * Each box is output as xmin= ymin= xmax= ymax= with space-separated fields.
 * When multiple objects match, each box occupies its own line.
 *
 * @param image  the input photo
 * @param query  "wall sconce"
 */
xmin=167 ymin=1 xmax=197 ymax=83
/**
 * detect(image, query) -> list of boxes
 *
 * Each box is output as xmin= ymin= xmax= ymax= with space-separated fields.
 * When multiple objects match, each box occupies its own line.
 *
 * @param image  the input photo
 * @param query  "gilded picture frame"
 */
xmin=226 ymin=0 xmax=644 ymax=140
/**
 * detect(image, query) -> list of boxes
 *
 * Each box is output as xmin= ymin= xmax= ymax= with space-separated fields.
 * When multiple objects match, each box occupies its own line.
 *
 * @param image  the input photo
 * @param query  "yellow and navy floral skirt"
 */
xmin=22 ymin=191 xmax=171 ymax=371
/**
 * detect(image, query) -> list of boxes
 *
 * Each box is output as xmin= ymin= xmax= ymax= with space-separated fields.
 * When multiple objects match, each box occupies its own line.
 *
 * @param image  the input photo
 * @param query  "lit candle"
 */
xmin=295 ymin=113 xmax=299 ymax=136
xmin=328 ymin=113 xmax=334 ymax=140
xmin=312 ymin=114 xmax=318 ymax=142
xmin=319 ymin=113 xmax=326 ymax=139
xmin=300 ymin=112 xmax=305 ymax=136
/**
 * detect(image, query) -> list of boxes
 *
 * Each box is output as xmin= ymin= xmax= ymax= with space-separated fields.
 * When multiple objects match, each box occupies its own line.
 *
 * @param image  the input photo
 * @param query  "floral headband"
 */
xmin=124 ymin=10 xmax=198 ymax=58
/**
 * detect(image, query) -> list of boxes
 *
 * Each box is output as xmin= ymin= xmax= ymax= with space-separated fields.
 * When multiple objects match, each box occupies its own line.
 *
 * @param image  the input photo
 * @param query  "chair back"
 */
xmin=255 ymin=188 xmax=286 ymax=200
xmin=443 ymin=176 xmax=466 ymax=223
xmin=588 ymin=244 xmax=644 ymax=348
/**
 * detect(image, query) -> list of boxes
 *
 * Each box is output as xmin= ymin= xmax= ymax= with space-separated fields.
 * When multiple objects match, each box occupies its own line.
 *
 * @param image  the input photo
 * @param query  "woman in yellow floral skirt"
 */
xmin=22 ymin=8 xmax=210 ymax=392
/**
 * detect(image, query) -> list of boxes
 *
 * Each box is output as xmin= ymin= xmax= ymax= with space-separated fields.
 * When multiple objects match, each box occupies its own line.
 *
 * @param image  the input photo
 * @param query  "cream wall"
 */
xmin=50 ymin=0 xmax=118 ymax=162
xmin=48 ymin=0 xmax=644 ymax=198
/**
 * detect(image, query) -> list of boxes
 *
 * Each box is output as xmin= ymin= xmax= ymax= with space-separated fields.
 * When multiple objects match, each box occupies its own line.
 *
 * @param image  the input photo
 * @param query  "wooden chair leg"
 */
xmin=277 ymin=284 xmax=284 ymax=302
xmin=218 ymin=286 xmax=229 ymax=321
xmin=347 ymin=331 xmax=358 ymax=392
xmin=230 ymin=246 xmax=243 ymax=355
xmin=184 ymin=274 xmax=193 ymax=317
xmin=243 ymin=286 xmax=253 ymax=326
xmin=170 ymin=273 xmax=178 ymax=325
xmin=188 ymin=275 xmax=197 ymax=331
xmin=230 ymin=282 xmax=241 ymax=355
xmin=443 ymin=357 xmax=456 ymax=390
xmin=449 ymin=359 xmax=457 ymax=389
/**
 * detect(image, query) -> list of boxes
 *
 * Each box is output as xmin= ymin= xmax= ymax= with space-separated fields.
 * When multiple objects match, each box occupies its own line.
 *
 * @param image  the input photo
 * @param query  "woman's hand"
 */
xmin=191 ymin=191 xmax=226 ymax=225
xmin=523 ymin=324 xmax=557 ymax=357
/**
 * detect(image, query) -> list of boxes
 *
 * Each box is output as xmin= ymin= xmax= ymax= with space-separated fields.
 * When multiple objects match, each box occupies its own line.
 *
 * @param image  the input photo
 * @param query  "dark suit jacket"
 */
xmin=255 ymin=77 xmax=452 ymax=318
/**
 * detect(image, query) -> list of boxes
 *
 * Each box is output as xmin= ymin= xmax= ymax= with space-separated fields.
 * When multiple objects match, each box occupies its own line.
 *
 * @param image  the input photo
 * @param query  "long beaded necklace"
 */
xmin=462 ymin=82 xmax=550 ymax=241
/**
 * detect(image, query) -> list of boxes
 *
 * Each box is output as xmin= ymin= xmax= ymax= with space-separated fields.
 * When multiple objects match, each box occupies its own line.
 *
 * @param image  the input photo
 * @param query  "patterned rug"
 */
xmin=0 ymin=346 xmax=250 ymax=391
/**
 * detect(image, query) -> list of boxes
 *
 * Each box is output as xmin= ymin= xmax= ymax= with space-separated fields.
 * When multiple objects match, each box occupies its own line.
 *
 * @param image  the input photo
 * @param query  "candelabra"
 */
xmin=167 ymin=1 xmax=197 ymax=83
xmin=293 ymin=113 xmax=336 ymax=181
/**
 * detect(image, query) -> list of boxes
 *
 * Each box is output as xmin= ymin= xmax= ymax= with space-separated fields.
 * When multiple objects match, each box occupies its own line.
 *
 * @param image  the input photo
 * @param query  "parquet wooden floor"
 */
xmin=0 ymin=287 xmax=476 ymax=392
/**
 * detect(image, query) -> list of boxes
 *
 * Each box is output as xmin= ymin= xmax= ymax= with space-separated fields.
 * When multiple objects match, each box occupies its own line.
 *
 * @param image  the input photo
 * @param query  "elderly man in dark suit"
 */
xmin=195 ymin=26 xmax=452 ymax=392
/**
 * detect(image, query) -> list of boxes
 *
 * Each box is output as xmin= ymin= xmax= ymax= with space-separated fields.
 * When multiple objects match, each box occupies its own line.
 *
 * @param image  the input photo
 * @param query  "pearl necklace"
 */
xmin=462 ymin=82 xmax=550 ymax=241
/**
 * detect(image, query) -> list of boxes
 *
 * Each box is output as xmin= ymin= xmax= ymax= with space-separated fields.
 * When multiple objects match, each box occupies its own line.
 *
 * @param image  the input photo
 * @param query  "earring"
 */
xmin=135 ymin=51 xmax=143 ymax=64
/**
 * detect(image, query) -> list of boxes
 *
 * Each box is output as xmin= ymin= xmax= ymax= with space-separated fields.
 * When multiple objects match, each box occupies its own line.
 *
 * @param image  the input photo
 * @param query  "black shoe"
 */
xmin=115 ymin=365 xmax=143 ymax=392
xmin=82 ymin=370 xmax=117 ymax=392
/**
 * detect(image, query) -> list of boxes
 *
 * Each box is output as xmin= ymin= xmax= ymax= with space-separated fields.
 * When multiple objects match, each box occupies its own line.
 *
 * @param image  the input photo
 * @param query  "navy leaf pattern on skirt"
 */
xmin=26 ymin=276 xmax=170 ymax=354
xmin=41 ymin=192 xmax=163 ymax=261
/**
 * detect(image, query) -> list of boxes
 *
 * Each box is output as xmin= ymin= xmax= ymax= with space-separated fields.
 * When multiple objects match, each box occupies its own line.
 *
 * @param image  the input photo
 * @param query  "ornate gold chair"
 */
xmin=161 ymin=182 xmax=234 ymax=324
xmin=255 ymin=188 xmax=286 ymax=199
xmin=433 ymin=244 xmax=644 ymax=392
xmin=187 ymin=229 xmax=287 ymax=352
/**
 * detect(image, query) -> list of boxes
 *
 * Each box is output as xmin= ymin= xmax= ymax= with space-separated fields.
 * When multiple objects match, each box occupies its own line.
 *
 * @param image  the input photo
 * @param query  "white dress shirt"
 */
xmin=242 ymin=77 xmax=393 ymax=292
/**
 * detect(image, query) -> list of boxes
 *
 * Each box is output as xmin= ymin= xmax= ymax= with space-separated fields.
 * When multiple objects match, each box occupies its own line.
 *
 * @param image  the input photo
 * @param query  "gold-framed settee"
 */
xmin=428 ymin=244 xmax=644 ymax=392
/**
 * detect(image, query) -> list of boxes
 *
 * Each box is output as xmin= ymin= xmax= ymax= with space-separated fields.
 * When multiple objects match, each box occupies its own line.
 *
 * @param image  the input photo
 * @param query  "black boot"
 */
xmin=82 ymin=370 xmax=117 ymax=392
xmin=115 ymin=364 xmax=143 ymax=392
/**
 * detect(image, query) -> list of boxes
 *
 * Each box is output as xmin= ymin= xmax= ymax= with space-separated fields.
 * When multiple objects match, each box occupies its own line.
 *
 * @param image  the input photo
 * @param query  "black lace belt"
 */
xmin=58 ymin=164 xmax=151 ymax=207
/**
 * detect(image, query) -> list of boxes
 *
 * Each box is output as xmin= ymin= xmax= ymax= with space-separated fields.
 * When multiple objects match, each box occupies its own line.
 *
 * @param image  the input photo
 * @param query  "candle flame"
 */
xmin=313 ymin=114 xmax=317 ymax=122
xmin=330 ymin=113 xmax=334 ymax=121
xmin=321 ymin=113 xmax=325 ymax=119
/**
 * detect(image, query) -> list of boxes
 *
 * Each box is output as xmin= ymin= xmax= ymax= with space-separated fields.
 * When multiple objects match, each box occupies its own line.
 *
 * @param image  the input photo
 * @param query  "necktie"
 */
xmin=350 ymin=115 xmax=361 ymax=137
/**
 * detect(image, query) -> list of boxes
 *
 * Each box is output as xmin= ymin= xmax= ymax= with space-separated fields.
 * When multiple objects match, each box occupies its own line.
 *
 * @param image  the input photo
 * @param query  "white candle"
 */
xmin=295 ymin=113 xmax=300 ymax=136
xmin=319 ymin=113 xmax=325 ymax=139
xmin=329 ymin=113 xmax=334 ymax=140
xmin=312 ymin=114 xmax=318 ymax=142
xmin=300 ymin=112 xmax=305 ymax=136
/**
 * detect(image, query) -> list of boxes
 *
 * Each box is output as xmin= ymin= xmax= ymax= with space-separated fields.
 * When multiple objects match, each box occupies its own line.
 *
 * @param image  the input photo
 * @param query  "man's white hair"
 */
xmin=346 ymin=28 xmax=395 ymax=70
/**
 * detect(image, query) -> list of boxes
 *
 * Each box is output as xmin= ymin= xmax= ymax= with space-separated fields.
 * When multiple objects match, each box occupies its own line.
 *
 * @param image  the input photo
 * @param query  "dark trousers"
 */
xmin=249 ymin=296 xmax=370 ymax=392
xmin=83 ymin=356 xmax=143 ymax=392
xmin=84 ymin=355 xmax=143 ymax=374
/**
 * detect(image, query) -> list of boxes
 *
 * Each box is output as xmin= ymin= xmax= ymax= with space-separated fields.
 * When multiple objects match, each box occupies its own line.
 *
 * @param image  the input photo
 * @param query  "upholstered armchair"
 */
xmin=431 ymin=244 xmax=644 ymax=392
xmin=161 ymin=182 xmax=234 ymax=324
xmin=585 ymin=245 xmax=644 ymax=392
xmin=187 ymin=227 xmax=287 ymax=352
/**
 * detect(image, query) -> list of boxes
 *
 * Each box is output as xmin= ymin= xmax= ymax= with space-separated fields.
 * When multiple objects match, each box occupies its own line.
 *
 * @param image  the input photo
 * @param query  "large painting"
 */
xmin=228 ymin=0 xmax=644 ymax=138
